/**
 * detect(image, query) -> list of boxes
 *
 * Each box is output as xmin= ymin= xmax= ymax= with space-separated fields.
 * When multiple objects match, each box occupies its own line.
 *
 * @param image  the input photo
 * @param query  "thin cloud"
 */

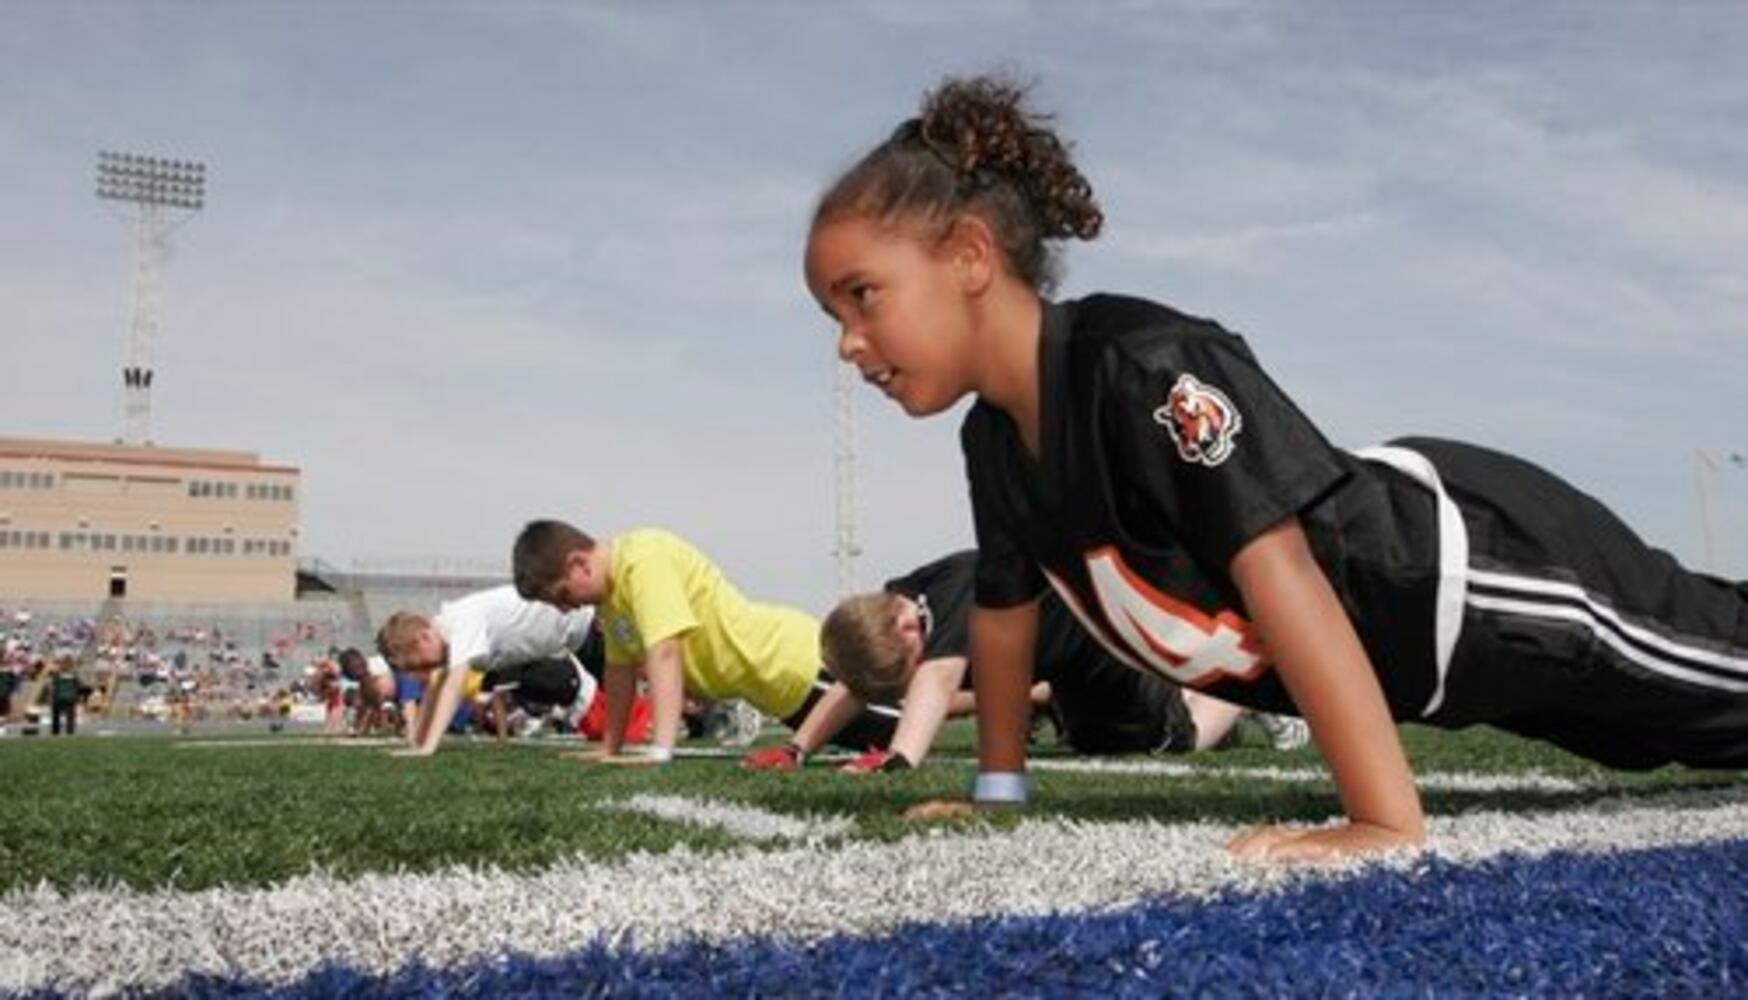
xmin=3 ymin=2 xmax=1745 ymax=586
xmin=1110 ymin=212 xmax=1382 ymax=271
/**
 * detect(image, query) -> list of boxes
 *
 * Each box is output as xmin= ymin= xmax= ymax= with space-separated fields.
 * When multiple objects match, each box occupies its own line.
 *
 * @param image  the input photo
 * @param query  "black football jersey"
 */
xmin=885 ymin=551 xmax=976 ymax=668
xmin=962 ymin=294 xmax=1452 ymax=718
xmin=887 ymin=550 xmax=1143 ymax=689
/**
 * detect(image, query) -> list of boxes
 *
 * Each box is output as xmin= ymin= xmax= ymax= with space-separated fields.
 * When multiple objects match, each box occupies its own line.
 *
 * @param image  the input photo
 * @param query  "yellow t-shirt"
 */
xmin=600 ymin=528 xmax=819 ymax=719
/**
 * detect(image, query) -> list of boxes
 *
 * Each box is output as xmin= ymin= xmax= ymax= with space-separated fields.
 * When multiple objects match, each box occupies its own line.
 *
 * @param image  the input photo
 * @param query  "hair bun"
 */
xmin=919 ymin=76 xmax=1103 ymax=242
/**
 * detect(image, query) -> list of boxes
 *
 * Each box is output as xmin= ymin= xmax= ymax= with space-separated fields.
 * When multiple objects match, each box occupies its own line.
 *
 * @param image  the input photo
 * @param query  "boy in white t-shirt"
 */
xmin=375 ymin=584 xmax=597 ymax=756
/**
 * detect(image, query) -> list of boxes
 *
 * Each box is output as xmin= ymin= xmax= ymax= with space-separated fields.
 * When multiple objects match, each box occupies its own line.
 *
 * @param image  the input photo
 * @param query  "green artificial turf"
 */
xmin=0 ymin=721 xmax=1733 ymax=894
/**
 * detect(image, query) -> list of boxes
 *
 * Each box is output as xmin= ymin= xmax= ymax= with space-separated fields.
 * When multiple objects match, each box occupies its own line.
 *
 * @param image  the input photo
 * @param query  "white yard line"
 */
xmin=2 ymin=785 xmax=1745 ymax=995
xmin=683 ymin=746 xmax=1601 ymax=793
xmin=171 ymin=739 xmax=1600 ymax=792
xmin=602 ymin=793 xmax=854 ymax=843
xmin=1028 ymin=757 xmax=1599 ymax=793
xmin=175 ymin=737 xmax=408 ymax=749
xmin=173 ymin=735 xmax=595 ymax=750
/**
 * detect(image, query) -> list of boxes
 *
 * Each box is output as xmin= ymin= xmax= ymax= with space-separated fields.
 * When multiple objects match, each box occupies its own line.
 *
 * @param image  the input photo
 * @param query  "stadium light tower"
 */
xmin=95 ymin=150 xmax=207 ymax=446
xmin=833 ymin=360 xmax=863 ymax=597
xmin=1694 ymin=448 xmax=1747 ymax=572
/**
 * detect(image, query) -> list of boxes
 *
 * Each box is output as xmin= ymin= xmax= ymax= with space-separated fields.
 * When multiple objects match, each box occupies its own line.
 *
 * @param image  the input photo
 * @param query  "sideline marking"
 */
xmin=4 ymin=785 xmax=1746 ymax=995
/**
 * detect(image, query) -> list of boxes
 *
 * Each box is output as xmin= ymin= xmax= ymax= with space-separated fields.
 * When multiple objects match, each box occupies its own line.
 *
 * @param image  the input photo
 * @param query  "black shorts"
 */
xmin=1403 ymin=437 xmax=1748 ymax=769
xmin=1044 ymin=646 xmax=1196 ymax=755
xmin=479 ymin=656 xmax=585 ymax=712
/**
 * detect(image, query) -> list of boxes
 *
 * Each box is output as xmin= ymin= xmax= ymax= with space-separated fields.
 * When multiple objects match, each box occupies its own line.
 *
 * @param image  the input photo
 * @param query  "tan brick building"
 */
xmin=0 ymin=436 xmax=299 ymax=602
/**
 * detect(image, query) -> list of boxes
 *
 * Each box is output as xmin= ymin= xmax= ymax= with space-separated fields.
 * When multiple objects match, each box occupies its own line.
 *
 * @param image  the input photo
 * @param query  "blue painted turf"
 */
xmin=156 ymin=838 xmax=1748 ymax=998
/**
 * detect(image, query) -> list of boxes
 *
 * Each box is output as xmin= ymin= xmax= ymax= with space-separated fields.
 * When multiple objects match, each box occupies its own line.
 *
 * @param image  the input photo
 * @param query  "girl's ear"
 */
xmin=944 ymin=214 xmax=1000 ymax=293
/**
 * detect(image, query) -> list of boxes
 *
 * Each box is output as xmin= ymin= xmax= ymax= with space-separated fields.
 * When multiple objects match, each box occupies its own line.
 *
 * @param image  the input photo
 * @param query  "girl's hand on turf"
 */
xmin=1228 ymin=821 xmax=1424 ymax=864
xmin=902 ymin=799 xmax=978 ymax=821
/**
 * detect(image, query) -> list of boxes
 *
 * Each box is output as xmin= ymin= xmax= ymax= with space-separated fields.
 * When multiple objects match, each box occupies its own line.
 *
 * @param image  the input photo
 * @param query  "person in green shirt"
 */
xmin=0 ymin=667 xmax=17 ymax=721
xmin=48 ymin=658 xmax=85 ymax=736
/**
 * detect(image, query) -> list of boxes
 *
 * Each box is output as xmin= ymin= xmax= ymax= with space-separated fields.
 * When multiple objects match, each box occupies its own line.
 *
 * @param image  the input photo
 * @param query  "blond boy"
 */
xmin=748 ymin=552 xmax=1301 ymax=772
xmin=375 ymin=584 xmax=595 ymax=755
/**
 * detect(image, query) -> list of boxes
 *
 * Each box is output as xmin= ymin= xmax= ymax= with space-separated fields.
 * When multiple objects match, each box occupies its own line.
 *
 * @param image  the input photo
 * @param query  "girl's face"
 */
xmin=805 ymin=212 xmax=979 ymax=417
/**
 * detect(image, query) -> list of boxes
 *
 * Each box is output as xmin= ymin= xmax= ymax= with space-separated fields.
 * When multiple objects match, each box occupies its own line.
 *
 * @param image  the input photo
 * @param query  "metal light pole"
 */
xmin=833 ymin=360 xmax=862 ymax=597
xmin=1696 ymin=449 xmax=1719 ymax=572
xmin=95 ymin=151 xmax=207 ymax=445
xmin=1694 ymin=449 xmax=1747 ymax=573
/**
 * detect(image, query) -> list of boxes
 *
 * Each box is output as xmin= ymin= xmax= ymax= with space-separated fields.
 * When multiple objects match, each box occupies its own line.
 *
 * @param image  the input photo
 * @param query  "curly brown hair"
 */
xmin=813 ymin=74 xmax=1103 ymax=294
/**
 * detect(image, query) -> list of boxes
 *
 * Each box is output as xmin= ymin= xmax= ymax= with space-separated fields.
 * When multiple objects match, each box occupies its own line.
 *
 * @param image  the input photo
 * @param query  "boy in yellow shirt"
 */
xmin=512 ymin=520 xmax=898 ymax=763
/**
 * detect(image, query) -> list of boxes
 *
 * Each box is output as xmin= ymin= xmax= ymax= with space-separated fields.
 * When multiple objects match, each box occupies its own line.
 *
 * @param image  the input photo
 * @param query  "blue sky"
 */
xmin=2 ymin=1 xmax=1745 ymax=610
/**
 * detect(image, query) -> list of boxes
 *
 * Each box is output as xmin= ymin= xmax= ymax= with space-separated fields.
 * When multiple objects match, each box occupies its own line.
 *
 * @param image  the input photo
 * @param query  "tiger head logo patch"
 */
xmin=1154 ymin=374 xmax=1242 ymax=467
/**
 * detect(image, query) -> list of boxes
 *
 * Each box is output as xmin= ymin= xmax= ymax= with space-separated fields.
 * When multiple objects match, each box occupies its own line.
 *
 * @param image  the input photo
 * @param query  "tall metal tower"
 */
xmin=95 ymin=151 xmax=207 ymax=446
xmin=1694 ymin=448 xmax=1748 ymax=572
xmin=832 ymin=360 xmax=862 ymax=597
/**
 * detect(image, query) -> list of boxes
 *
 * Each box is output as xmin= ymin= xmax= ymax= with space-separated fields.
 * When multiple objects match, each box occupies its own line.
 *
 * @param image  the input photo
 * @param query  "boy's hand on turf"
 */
xmin=741 ymin=744 xmax=803 ymax=771
xmin=841 ymin=748 xmax=909 ymax=774
xmin=389 ymin=747 xmax=435 ymax=758
xmin=1228 ymin=821 xmax=1424 ymax=864
xmin=599 ymin=751 xmax=664 ymax=767
xmin=902 ymin=798 xmax=978 ymax=821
